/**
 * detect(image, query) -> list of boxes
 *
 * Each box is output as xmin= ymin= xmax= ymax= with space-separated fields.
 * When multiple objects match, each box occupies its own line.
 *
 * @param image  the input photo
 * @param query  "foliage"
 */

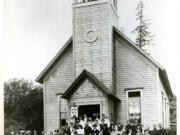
xmin=132 ymin=0 xmax=153 ymax=48
xmin=4 ymin=118 xmax=25 ymax=135
xmin=4 ymin=78 xmax=43 ymax=135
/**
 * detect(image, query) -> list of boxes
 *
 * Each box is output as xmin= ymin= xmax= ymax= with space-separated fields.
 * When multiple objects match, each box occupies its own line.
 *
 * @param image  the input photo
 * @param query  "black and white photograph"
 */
xmin=0 ymin=0 xmax=179 ymax=135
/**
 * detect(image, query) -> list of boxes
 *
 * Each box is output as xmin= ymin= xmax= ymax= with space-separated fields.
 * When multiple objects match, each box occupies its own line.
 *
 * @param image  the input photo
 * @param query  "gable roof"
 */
xmin=35 ymin=27 xmax=173 ymax=99
xmin=113 ymin=26 xmax=173 ymax=99
xmin=35 ymin=37 xmax=73 ymax=83
xmin=61 ymin=69 xmax=120 ymax=102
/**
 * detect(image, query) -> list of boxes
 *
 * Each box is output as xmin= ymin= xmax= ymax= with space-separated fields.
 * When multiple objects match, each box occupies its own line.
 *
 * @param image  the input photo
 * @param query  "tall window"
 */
xmin=164 ymin=98 xmax=167 ymax=126
xmin=162 ymin=94 xmax=164 ymax=125
xmin=128 ymin=91 xmax=141 ymax=123
xmin=162 ymin=93 xmax=169 ymax=127
xmin=59 ymin=97 xmax=67 ymax=127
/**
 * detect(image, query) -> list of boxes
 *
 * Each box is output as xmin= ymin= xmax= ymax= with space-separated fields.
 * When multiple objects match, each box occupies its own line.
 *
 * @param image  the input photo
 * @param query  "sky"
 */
xmin=0 ymin=0 xmax=180 ymax=134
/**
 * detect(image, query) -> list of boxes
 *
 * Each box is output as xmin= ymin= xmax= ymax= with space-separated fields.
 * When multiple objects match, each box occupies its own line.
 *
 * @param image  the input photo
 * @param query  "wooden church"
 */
xmin=36 ymin=0 xmax=173 ymax=133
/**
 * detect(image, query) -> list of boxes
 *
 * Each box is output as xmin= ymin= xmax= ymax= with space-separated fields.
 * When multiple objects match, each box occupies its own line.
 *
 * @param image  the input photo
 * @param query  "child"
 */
xmin=76 ymin=124 xmax=84 ymax=135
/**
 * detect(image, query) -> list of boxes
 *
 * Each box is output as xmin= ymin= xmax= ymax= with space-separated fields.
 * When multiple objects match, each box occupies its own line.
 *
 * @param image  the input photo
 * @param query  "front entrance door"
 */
xmin=78 ymin=104 xmax=100 ymax=119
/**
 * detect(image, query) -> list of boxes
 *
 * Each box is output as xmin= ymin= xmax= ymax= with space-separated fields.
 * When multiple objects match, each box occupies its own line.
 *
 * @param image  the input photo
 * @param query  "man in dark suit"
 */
xmin=125 ymin=120 xmax=131 ymax=135
xmin=100 ymin=119 xmax=109 ymax=135
xmin=156 ymin=123 xmax=167 ymax=135
xmin=84 ymin=123 xmax=92 ymax=135
xmin=92 ymin=124 xmax=100 ymax=135
xmin=117 ymin=123 xmax=123 ymax=132
xmin=150 ymin=124 xmax=158 ymax=135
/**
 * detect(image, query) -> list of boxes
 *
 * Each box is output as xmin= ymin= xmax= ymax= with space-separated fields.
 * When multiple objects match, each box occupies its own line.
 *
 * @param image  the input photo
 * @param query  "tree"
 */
xmin=133 ymin=0 xmax=153 ymax=48
xmin=4 ymin=78 xmax=43 ymax=135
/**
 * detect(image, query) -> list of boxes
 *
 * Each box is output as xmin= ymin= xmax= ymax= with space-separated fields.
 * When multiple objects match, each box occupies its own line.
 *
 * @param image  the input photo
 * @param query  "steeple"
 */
xmin=72 ymin=0 xmax=119 ymax=93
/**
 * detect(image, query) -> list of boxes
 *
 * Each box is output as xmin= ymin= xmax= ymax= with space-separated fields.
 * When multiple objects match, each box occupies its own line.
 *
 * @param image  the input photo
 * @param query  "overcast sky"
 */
xmin=1 ymin=0 xmax=180 ymax=94
xmin=0 ymin=0 xmax=180 ymax=133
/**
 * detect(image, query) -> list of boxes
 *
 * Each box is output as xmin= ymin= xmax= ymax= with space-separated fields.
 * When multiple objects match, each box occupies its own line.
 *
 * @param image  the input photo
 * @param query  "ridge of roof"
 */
xmin=35 ymin=27 xmax=173 ymax=99
xmin=113 ymin=26 xmax=165 ymax=70
xmin=35 ymin=36 xmax=73 ymax=83
xmin=61 ymin=69 xmax=120 ymax=102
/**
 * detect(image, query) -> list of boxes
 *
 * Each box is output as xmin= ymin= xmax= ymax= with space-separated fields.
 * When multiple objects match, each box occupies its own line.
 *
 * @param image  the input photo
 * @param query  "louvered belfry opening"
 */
xmin=73 ymin=0 xmax=98 ymax=4
xmin=73 ymin=0 xmax=118 ymax=11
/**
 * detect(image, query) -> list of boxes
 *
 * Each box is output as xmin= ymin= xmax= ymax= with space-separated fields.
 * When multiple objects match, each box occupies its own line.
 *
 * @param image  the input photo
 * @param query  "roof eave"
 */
xmin=113 ymin=26 xmax=165 ymax=70
xmin=61 ymin=70 xmax=87 ymax=99
xmin=35 ymin=37 xmax=73 ymax=84
xmin=159 ymin=69 xmax=173 ymax=99
xmin=61 ymin=70 xmax=121 ymax=102
xmin=113 ymin=26 xmax=173 ymax=99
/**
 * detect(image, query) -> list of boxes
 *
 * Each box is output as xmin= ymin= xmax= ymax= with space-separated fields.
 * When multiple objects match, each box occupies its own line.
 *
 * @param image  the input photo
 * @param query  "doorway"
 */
xmin=78 ymin=104 xmax=100 ymax=119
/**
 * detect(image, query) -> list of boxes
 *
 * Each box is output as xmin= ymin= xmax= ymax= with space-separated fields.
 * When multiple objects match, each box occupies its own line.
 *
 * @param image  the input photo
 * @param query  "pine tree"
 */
xmin=133 ymin=0 xmax=153 ymax=48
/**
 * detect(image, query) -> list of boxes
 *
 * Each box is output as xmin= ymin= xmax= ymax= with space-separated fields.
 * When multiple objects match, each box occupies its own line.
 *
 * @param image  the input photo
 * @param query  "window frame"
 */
xmin=58 ymin=95 xmax=68 ymax=127
xmin=125 ymin=88 xmax=143 ymax=123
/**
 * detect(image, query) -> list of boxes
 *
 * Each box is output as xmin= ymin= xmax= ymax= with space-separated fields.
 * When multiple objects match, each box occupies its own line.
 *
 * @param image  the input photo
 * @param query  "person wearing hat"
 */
xmin=84 ymin=122 xmax=92 ymax=135
xmin=136 ymin=128 xmax=143 ymax=135
xmin=92 ymin=124 xmax=100 ymax=135
xmin=100 ymin=119 xmax=109 ymax=135
xmin=94 ymin=118 xmax=100 ymax=131
xmin=101 ymin=114 xmax=110 ymax=128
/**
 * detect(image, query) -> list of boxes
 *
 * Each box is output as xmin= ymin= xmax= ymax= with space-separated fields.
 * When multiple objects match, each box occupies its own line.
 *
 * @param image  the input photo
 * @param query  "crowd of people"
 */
xmin=10 ymin=114 xmax=176 ymax=135
xmin=10 ymin=130 xmax=40 ymax=135
xmin=46 ymin=114 xmax=176 ymax=135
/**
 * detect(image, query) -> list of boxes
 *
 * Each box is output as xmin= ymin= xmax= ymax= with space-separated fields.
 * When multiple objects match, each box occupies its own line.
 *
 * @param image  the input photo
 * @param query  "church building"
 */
xmin=36 ymin=0 xmax=173 ymax=133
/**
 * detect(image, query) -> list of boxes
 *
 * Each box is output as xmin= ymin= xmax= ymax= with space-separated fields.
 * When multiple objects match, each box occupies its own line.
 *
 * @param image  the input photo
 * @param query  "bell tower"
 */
xmin=73 ymin=0 xmax=118 ymax=92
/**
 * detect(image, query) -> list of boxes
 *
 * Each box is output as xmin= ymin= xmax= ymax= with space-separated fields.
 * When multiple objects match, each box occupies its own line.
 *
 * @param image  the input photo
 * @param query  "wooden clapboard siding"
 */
xmin=73 ymin=2 xmax=118 ymax=93
xmin=69 ymin=79 xmax=104 ymax=100
xmin=114 ymin=33 xmax=159 ymax=126
xmin=44 ymin=48 xmax=73 ymax=133
xmin=36 ymin=1 xmax=173 ymax=134
xmin=67 ymin=78 xmax=108 ymax=119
